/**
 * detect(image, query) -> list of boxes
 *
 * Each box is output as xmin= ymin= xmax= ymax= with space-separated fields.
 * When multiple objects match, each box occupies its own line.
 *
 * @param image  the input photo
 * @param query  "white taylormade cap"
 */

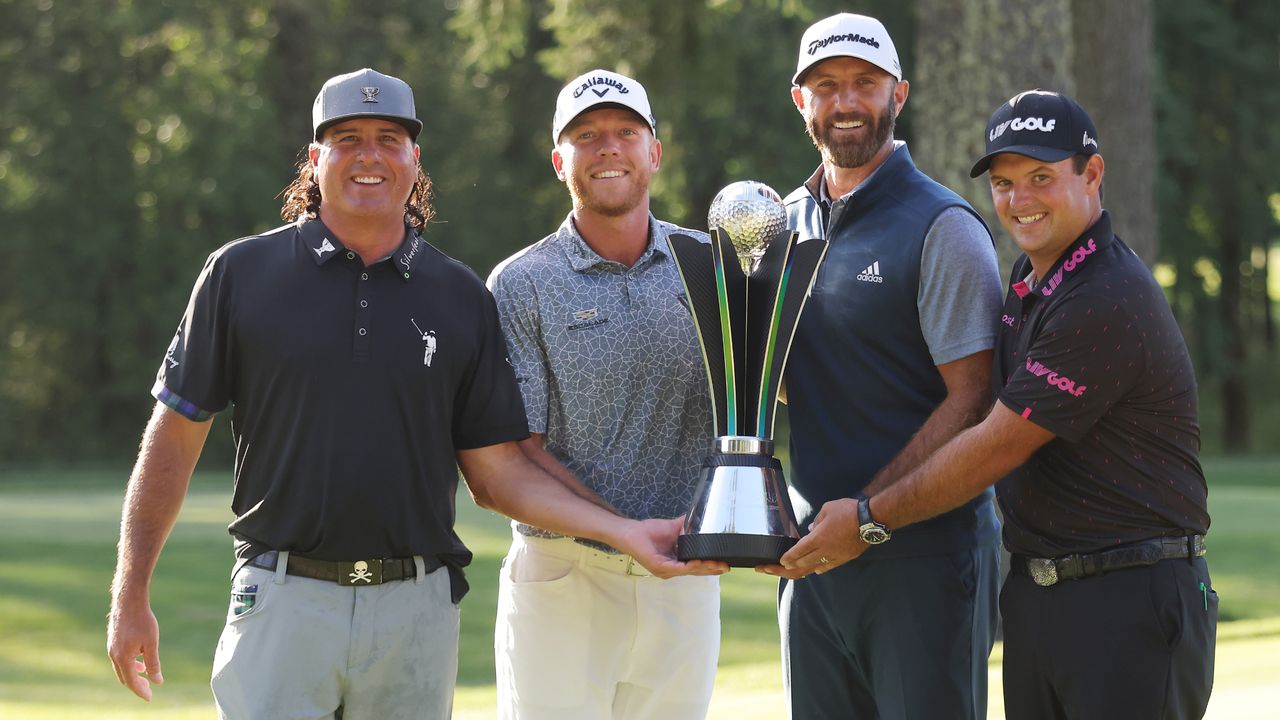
xmin=551 ymin=69 xmax=656 ymax=143
xmin=793 ymin=13 xmax=902 ymax=85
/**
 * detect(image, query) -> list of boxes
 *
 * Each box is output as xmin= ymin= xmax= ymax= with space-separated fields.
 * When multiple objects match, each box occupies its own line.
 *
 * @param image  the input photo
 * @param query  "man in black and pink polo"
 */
xmin=777 ymin=90 xmax=1216 ymax=719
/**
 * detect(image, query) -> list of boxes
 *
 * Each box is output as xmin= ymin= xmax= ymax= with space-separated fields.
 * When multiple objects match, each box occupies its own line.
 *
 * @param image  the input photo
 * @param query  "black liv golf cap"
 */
xmin=312 ymin=68 xmax=423 ymax=141
xmin=969 ymin=90 xmax=1098 ymax=177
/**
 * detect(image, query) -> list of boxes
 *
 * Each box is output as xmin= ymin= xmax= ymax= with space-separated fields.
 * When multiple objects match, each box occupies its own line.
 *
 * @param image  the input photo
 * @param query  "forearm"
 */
xmin=460 ymin=443 xmax=632 ymax=547
xmin=111 ymin=404 xmax=210 ymax=605
xmin=863 ymin=392 xmax=990 ymax=497
xmin=870 ymin=402 xmax=1048 ymax=531
xmin=518 ymin=436 xmax=618 ymax=514
xmin=862 ymin=351 xmax=993 ymax=496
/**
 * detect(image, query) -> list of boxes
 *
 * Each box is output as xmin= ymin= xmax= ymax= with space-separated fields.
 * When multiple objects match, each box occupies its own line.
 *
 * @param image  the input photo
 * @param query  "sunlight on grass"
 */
xmin=1 ymin=466 xmax=1276 ymax=718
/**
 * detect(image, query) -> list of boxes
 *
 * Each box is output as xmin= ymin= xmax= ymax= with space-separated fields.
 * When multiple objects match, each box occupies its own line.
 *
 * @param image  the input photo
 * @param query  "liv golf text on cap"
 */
xmin=313 ymin=68 xmax=423 ymax=141
xmin=970 ymin=90 xmax=1099 ymax=177
xmin=552 ymin=69 xmax=656 ymax=143
xmin=793 ymin=13 xmax=902 ymax=85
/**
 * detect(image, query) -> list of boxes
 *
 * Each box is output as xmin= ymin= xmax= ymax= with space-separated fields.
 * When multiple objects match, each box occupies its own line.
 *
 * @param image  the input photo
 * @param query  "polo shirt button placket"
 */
xmin=354 ymin=265 xmax=372 ymax=360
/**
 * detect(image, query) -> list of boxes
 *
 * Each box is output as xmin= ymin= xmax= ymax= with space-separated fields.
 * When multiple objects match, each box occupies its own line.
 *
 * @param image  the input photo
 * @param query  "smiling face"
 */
xmin=552 ymin=107 xmax=660 ymax=218
xmin=988 ymin=152 xmax=1105 ymax=274
xmin=309 ymin=118 xmax=420 ymax=225
xmin=792 ymin=56 xmax=907 ymax=170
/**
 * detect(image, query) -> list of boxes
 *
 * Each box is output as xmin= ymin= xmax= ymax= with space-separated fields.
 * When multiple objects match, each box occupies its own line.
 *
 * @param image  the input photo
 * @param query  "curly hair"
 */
xmin=279 ymin=147 xmax=435 ymax=229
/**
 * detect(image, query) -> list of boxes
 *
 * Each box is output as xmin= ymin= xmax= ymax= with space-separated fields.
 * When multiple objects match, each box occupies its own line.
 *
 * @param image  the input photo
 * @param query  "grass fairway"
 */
xmin=0 ymin=463 xmax=1276 ymax=718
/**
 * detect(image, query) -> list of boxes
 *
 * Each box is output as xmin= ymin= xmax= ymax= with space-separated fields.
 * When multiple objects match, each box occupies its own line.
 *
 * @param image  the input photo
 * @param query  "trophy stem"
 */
xmin=755 ymin=254 xmax=792 ymax=438
xmin=711 ymin=232 xmax=739 ymax=433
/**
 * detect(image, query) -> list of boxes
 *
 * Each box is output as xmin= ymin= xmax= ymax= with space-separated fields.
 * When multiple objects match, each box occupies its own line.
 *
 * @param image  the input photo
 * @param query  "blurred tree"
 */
xmin=0 ymin=0 xmax=286 ymax=463
xmin=0 ymin=0 xmax=1271 ymax=463
xmin=1073 ymin=0 xmax=1157 ymax=264
xmin=913 ymin=0 xmax=1157 ymax=270
xmin=912 ymin=0 xmax=1074 ymax=274
xmin=1156 ymin=0 xmax=1279 ymax=452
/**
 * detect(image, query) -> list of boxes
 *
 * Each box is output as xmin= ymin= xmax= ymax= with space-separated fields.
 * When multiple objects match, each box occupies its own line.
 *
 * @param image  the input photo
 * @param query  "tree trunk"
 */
xmin=912 ymin=0 xmax=1074 ymax=276
xmin=1072 ymin=0 xmax=1157 ymax=264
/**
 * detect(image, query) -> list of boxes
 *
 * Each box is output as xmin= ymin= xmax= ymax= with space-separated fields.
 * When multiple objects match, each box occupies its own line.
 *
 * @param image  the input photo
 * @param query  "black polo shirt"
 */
xmin=154 ymin=218 xmax=529 ymax=574
xmin=994 ymin=211 xmax=1209 ymax=558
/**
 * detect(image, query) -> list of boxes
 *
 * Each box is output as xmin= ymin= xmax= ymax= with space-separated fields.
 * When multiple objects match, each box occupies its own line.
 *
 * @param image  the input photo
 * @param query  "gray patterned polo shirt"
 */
xmin=488 ymin=213 xmax=714 ymax=547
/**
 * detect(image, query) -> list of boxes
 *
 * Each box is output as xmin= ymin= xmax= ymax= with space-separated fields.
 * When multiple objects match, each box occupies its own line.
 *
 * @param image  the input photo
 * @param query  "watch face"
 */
xmin=861 ymin=525 xmax=891 ymax=545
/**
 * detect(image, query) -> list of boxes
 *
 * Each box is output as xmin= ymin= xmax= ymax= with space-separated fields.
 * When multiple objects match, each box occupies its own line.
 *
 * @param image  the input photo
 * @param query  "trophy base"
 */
xmin=677 ymin=532 xmax=798 ymax=567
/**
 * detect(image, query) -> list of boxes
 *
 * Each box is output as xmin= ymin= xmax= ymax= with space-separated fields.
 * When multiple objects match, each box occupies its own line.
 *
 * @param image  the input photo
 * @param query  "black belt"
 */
xmin=247 ymin=550 xmax=438 ymax=586
xmin=1013 ymin=535 xmax=1206 ymax=587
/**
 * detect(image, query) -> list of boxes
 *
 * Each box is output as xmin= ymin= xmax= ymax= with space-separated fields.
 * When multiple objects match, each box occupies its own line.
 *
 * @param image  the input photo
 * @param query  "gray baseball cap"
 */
xmin=312 ymin=68 xmax=423 ymax=141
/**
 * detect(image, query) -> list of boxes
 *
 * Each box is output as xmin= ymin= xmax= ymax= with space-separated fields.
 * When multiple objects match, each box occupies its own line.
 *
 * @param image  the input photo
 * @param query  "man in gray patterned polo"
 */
xmin=487 ymin=69 xmax=725 ymax=720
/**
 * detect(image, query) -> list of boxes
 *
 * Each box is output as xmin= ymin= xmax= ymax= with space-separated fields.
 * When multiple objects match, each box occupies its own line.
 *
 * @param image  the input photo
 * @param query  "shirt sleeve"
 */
xmin=450 ymin=283 xmax=531 ymax=449
xmin=998 ymin=290 xmax=1145 ymax=442
xmin=151 ymin=252 xmax=233 ymax=421
xmin=917 ymin=207 xmax=1002 ymax=365
xmin=487 ymin=262 xmax=550 ymax=435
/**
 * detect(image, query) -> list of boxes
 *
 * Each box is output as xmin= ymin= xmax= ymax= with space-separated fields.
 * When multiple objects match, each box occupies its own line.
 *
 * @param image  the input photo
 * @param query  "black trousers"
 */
xmin=1001 ymin=555 xmax=1217 ymax=719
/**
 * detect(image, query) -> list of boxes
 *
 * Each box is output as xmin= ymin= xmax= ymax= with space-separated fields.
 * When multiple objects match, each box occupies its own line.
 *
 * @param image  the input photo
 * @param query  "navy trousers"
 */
xmin=1001 ymin=555 xmax=1217 ymax=719
xmin=779 ymin=545 xmax=1000 ymax=719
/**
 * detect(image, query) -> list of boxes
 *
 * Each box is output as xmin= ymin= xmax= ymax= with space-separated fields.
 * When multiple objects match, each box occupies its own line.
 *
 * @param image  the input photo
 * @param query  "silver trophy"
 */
xmin=667 ymin=181 xmax=829 ymax=566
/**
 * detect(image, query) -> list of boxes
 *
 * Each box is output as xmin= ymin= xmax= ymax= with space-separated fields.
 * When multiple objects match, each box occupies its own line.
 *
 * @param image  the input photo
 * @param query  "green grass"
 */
xmin=0 ymin=462 xmax=1276 ymax=718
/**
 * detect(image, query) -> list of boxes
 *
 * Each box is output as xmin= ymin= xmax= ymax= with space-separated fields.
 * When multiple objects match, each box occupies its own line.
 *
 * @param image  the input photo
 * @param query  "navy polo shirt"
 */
xmin=154 ymin=218 xmax=529 ymax=574
xmin=995 ymin=212 xmax=1209 ymax=558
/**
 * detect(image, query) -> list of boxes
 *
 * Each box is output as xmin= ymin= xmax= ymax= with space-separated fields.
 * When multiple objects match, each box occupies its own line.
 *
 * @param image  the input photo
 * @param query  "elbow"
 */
xmin=468 ymin=483 xmax=498 ymax=512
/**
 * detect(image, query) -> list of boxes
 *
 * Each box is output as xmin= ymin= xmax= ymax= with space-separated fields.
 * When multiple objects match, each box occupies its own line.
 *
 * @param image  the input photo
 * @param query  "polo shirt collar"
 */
xmin=1012 ymin=210 xmax=1115 ymax=300
xmin=560 ymin=212 xmax=670 ymax=272
xmin=805 ymin=140 xmax=907 ymax=206
xmin=298 ymin=218 xmax=427 ymax=281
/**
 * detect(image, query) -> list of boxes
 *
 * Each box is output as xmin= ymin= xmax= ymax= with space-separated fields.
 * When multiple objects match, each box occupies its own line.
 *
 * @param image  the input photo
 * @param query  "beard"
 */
xmin=807 ymin=99 xmax=897 ymax=170
xmin=566 ymin=166 xmax=650 ymax=218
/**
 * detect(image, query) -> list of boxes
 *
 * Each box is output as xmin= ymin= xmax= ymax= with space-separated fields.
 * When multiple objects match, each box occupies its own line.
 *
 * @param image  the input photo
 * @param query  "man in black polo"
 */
xmin=105 ymin=68 xmax=712 ymax=720
xmin=780 ymin=90 xmax=1216 ymax=719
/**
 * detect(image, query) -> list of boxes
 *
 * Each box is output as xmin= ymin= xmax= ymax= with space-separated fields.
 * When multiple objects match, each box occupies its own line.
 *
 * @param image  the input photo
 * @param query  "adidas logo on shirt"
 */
xmin=857 ymin=261 xmax=884 ymax=283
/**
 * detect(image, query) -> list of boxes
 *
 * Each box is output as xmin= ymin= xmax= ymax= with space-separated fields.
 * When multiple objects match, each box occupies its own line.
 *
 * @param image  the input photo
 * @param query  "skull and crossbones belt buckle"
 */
xmin=340 ymin=558 xmax=384 ymax=586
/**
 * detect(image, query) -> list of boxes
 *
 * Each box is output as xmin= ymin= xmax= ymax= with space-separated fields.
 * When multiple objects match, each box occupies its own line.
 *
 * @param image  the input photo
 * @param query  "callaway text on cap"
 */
xmin=551 ymin=69 xmax=656 ymax=143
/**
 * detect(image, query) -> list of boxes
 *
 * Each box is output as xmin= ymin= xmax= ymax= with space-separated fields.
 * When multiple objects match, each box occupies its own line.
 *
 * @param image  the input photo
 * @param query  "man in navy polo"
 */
xmin=764 ymin=13 xmax=1004 ymax=720
xmin=105 ymin=68 xmax=715 ymax=720
xmin=782 ymin=91 xmax=1216 ymax=719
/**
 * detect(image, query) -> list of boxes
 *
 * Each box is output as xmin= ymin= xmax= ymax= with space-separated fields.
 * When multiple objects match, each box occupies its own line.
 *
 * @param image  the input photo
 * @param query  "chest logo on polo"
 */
xmin=410 ymin=318 xmax=437 ymax=367
xmin=856 ymin=261 xmax=884 ymax=283
xmin=314 ymin=238 xmax=336 ymax=257
xmin=568 ymin=307 xmax=609 ymax=331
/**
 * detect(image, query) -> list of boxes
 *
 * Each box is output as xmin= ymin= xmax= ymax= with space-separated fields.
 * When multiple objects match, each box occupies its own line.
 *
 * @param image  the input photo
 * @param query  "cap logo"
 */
xmin=360 ymin=86 xmax=380 ymax=103
xmin=989 ymin=116 xmax=1056 ymax=142
xmin=808 ymin=32 xmax=881 ymax=56
xmin=1082 ymin=131 xmax=1098 ymax=150
xmin=572 ymin=76 xmax=629 ymax=99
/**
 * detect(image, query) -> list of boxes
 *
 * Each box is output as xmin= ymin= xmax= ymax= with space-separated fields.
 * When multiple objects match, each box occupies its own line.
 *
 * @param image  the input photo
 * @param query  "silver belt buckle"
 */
xmin=1027 ymin=558 xmax=1059 ymax=587
xmin=340 ymin=558 xmax=383 ymax=586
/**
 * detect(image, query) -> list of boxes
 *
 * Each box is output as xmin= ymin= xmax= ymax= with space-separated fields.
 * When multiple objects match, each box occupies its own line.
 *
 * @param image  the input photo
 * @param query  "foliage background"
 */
xmin=0 ymin=0 xmax=1276 ymax=466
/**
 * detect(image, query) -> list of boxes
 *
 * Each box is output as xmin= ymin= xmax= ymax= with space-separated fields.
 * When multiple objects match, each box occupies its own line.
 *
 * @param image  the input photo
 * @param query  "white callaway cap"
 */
xmin=551 ymin=69 xmax=656 ymax=143
xmin=793 ymin=13 xmax=902 ymax=85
